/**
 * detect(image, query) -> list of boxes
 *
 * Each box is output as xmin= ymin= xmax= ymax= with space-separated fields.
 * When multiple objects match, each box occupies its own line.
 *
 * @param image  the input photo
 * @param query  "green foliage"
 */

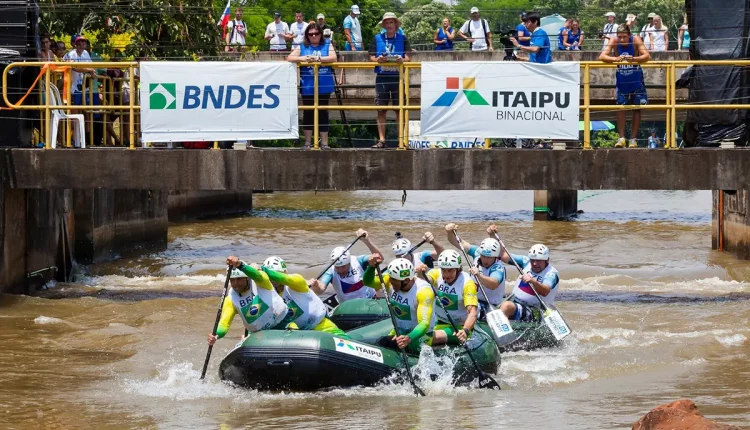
xmin=399 ymin=3 xmax=463 ymax=48
xmin=590 ymin=129 xmax=620 ymax=147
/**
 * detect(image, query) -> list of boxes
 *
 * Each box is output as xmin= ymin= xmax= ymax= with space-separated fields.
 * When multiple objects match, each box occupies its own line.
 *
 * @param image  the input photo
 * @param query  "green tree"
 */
xmin=399 ymin=2 xmax=463 ymax=48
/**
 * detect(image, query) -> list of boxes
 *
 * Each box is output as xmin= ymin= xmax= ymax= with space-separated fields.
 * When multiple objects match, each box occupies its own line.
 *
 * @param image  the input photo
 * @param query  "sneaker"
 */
xmin=615 ymin=137 xmax=626 ymax=148
xmin=628 ymin=138 xmax=638 ymax=148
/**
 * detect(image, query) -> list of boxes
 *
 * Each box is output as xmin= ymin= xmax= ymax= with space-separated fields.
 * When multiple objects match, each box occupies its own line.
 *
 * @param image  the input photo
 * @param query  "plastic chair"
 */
xmin=48 ymin=84 xmax=86 ymax=148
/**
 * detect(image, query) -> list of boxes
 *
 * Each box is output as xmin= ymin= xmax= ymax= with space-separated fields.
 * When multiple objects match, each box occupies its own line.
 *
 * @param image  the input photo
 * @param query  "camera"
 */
xmin=496 ymin=28 xmax=518 ymax=61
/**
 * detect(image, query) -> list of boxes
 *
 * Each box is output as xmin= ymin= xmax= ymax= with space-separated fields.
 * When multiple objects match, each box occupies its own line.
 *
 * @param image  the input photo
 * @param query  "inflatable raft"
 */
xmin=329 ymin=298 xmax=561 ymax=353
xmin=218 ymin=318 xmax=500 ymax=390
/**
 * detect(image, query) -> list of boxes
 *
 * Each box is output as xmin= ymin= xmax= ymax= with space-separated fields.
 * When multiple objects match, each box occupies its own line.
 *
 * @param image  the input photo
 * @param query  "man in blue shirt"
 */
xmin=515 ymin=13 xmax=531 ymax=46
xmin=510 ymin=13 xmax=551 ymax=64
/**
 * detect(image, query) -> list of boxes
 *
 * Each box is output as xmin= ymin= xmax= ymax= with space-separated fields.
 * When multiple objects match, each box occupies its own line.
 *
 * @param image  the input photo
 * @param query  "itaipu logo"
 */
xmin=431 ymin=77 xmax=489 ymax=107
xmin=336 ymin=339 xmax=357 ymax=351
xmin=149 ymin=83 xmax=176 ymax=110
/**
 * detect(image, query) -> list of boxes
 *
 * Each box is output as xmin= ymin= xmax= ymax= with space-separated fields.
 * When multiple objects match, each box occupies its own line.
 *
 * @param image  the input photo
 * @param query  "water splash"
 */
xmin=34 ymin=316 xmax=68 ymax=325
xmin=716 ymin=334 xmax=747 ymax=348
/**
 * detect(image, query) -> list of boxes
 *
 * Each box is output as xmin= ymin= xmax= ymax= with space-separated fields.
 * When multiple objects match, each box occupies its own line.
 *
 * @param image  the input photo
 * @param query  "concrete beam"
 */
xmin=5 ymin=148 xmax=750 ymax=192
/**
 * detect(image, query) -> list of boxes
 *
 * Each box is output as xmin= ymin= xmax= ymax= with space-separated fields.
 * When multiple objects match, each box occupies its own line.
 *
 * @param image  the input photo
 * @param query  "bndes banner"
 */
xmin=140 ymin=62 xmax=298 ymax=142
xmin=407 ymin=121 xmax=483 ymax=149
xmin=421 ymin=62 xmax=580 ymax=140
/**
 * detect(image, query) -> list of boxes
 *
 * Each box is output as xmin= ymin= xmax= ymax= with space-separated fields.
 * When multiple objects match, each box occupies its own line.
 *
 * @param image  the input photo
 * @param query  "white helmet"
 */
xmin=263 ymin=256 xmax=287 ymax=273
xmin=230 ymin=268 xmax=248 ymax=279
xmin=392 ymin=238 xmax=412 ymax=256
xmin=387 ymin=258 xmax=414 ymax=280
xmin=528 ymin=244 xmax=550 ymax=261
xmin=478 ymin=238 xmax=501 ymax=258
xmin=438 ymin=249 xmax=462 ymax=269
xmin=330 ymin=246 xmax=351 ymax=267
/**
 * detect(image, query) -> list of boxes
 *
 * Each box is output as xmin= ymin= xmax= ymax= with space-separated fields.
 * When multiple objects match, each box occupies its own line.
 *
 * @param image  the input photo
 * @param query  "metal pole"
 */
xmin=401 ymin=66 xmax=409 ymax=150
xmin=129 ymin=65 xmax=135 ymax=150
xmin=398 ymin=63 xmax=404 ymax=150
xmin=314 ymin=63 xmax=319 ymax=150
xmin=44 ymin=67 xmax=51 ymax=149
xmin=583 ymin=64 xmax=591 ymax=149
xmin=670 ymin=64 xmax=677 ymax=149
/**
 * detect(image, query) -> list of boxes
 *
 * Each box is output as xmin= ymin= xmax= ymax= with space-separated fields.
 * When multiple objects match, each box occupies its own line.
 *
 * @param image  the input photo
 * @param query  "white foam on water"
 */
xmin=33 ymin=316 xmax=68 ymax=325
xmin=121 ymin=361 xmax=239 ymax=400
xmin=79 ymin=274 xmax=224 ymax=291
xmin=716 ymin=334 xmax=747 ymax=347
xmin=561 ymin=276 xmax=749 ymax=295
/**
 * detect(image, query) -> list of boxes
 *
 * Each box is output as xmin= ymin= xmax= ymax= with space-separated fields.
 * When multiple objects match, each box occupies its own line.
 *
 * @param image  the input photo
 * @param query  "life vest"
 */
xmin=389 ymin=278 xmax=436 ymax=335
xmin=232 ymin=281 xmax=288 ymax=332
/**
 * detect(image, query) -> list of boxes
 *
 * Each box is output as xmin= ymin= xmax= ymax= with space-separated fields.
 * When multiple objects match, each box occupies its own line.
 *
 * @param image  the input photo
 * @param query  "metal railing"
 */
xmin=3 ymin=60 xmax=750 ymax=150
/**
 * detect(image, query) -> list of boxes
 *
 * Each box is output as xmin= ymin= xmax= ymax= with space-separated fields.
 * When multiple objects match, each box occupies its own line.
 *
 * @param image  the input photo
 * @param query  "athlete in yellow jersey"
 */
xmin=260 ymin=256 xmax=348 ymax=337
xmin=417 ymin=249 xmax=479 ymax=346
xmin=207 ymin=256 xmax=288 ymax=346
xmin=363 ymin=256 xmax=436 ymax=353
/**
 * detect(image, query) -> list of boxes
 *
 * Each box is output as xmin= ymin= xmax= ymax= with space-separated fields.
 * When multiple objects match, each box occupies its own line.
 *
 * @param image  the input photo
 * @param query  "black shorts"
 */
xmin=375 ymin=74 xmax=400 ymax=108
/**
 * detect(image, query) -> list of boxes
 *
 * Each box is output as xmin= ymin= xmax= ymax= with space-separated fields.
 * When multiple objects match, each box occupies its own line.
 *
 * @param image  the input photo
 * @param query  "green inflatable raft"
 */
xmin=218 ymin=318 xmax=500 ymax=391
xmin=329 ymin=298 xmax=561 ymax=353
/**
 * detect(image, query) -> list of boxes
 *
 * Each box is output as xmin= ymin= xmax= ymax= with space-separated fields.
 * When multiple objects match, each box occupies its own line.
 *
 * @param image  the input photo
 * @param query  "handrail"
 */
xmin=2 ymin=60 xmax=749 ymax=150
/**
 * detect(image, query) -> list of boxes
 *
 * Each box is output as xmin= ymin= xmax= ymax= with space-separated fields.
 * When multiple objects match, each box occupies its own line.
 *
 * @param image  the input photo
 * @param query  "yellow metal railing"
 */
xmin=4 ymin=60 xmax=750 ymax=150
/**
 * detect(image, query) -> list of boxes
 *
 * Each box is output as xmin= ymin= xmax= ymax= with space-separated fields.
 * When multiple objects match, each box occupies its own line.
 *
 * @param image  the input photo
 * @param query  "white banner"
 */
xmin=420 ymin=62 xmax=580 ymax=140
xmin=140 ymin=62 xmax=298 ymax=142
xmin=407 ymin=121 xmax=483 ymax=149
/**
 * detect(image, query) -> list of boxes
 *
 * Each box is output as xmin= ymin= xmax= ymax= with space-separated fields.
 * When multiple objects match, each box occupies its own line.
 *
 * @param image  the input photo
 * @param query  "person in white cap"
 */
xmin=344 ymin=5 xmax=363 ymax=51
xmin=317 ymin=13 xmax=333 ymax=41
xmin=641 ymin=12 xmax=655 ymax=41
xmin=458 ymin=7 xmax=493 ymax=51
xmin=601 ymin=11 xmax=617 ymax=48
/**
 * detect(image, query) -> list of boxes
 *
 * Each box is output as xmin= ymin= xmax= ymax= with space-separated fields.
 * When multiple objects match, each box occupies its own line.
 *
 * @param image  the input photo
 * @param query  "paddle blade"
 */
xmin=477 ymin=372 xmax=501 ymax=390
xmin=485 ymin=309 xmax=516 ymax=346
xmin=543 ymin=308 xmax=571 ymax=341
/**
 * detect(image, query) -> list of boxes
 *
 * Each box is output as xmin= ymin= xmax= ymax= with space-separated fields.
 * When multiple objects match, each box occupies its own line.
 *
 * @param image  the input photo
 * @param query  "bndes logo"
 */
xmin=149 ymin=83 xmax=281 ymax=110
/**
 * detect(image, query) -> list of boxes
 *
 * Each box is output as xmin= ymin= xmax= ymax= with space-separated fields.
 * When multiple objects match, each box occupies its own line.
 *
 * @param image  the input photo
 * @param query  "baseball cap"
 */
xmin=273 ymin=11 xmax=280 ymax=17
xmin=647 ymin=12 xmax=656 ymax=18
xmin=317 ymin=13 xmax=325 ymax=19
xmin=73 ymin=35 xmax=88 ymax=44
xmin=470 ymin=7 xmax=479 ymax=13
xmin=351 ymin=5 xmax=360 ymax=14
xmin=604 ymin=12 xmax=616 ymax=17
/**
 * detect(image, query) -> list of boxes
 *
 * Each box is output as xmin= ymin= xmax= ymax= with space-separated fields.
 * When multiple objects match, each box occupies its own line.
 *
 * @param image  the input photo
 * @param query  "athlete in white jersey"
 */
xmin=444 ymin=223 xmax=506 ymax=308
xmin=207 ymin=256 xmax=288 ymax=346
xmin=390 ymin=231 xmax=445 ymax=271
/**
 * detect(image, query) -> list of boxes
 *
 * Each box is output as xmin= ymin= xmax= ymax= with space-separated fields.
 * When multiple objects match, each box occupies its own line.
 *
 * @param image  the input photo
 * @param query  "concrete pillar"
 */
xmin=712 ymin=189 xmax=750 ymax=259
xmin=533 ymin=190 xmax=578 ymax=221
xmin=73 ymin=189 xmax=168 ymax=264
xmin=168 ymin=190 xmax=254 ymax=222
xmin=0 ymin=187 xmax=27 ymax=293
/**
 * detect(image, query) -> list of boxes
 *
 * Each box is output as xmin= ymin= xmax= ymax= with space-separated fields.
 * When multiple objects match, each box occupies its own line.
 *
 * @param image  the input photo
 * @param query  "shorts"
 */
xmin=375 ymin=74 xmax=400 ymax=108
xmin=434 ymin=323 xmax=473 ymax=345
xmin=344 ymin=42 xmax=363 ymax=51
xmin=616 ymin=84 xmax=648 ymax=106
xmin=510 ymin=301 xmax=542 ymax=323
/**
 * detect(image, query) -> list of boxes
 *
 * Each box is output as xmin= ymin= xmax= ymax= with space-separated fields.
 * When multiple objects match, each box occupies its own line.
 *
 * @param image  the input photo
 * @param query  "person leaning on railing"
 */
xmin=287 ymin=23 xmax=337 ymax=150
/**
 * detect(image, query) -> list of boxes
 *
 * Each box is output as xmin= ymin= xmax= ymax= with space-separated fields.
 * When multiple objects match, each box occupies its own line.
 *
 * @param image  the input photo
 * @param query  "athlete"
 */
xmin=488 ymin=225 xmax=561 ymax=322
xmin=416 ymin=249 xmax=478 ymax=346
xmin=207 ymin=256 xmax=288 ymax=346
xmin=444 ymin=223 xmax=506 ymax=313
xmin=310 ymin=229 xmax=381 ymax=303
xmin=363 ymin=257 xmax=436 ymax=353
xmin=391 ymin=231 xmax=445 ymax=270
xmin=260 ymin=256 xmax=348 ymax=337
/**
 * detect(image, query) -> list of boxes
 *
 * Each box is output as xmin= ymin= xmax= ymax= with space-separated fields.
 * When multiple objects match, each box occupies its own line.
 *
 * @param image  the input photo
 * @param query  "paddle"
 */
xmin=450 ymin=230 xmax=515 ymax=346
xmin=200 ymin=265 xmax=233 ymax=380
xmin=375 ymin=266 xmax=426 ymax=397
xmin=405 ymin=239 xmax=427 ymax=256
xmin=420 ymin=272 xmax=501 ymax=390
xmin=492 ymin=232 xmax=572 ymax=341
xmin=317 ymin=234 xmax=364 ymax=312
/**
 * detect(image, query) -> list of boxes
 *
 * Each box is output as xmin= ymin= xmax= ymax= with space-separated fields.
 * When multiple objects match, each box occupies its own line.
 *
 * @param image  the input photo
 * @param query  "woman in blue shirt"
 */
xmin=563 ymin=19 xmax=584 ymax=50
xmin=287 ymin=23 xmax=337 ymax=149
xmin=434 ymin=18 xmax=455 ymax=51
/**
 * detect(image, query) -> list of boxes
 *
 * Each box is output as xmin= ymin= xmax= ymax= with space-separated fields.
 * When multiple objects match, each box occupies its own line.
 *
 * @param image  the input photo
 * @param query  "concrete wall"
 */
xmin=713 ymin=190 xmax=750 ymax=260
xmin=7 ymin=148 xmax=750 ymax=192
xmin=168 ymin=190 xmax=254 ymax=221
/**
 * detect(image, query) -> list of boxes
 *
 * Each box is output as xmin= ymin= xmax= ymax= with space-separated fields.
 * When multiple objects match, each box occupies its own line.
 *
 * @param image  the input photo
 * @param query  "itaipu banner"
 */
xmin=420 ymin=62 xmax=580 ymax=140
xmin=140 ymin=62 xmax=298 ymax=142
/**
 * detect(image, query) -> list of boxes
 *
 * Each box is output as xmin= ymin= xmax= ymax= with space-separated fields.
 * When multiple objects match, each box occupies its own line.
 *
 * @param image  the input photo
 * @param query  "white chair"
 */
xmin=48 ymin=84 xmax=86 ymax=148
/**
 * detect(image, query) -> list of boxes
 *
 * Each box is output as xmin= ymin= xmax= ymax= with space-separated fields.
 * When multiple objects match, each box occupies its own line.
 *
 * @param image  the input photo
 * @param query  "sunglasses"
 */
xmin=307 ymin=32 xmax=321 ymax=36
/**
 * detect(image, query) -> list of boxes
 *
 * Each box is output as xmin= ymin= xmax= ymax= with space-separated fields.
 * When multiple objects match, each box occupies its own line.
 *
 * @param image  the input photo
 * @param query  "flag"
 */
xmin=217 ymin=0 xmax=231 ymax=38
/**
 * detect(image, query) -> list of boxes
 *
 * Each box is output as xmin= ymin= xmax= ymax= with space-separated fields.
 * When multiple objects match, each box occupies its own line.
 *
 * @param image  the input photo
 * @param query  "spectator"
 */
xmin=317 ymin=14 xmax=333 ymax=41
xmin=641 ymin=13 xmax=655 ymax=40
xmin=225 ymin=8 xmax=247 ymax=54
xmin=647 ymin=15 xmax=668 ymax=52
xmin=265 ymin=12 xmax=290 ymax=52
xmin=52 ymin=41 xmax=66 ymax=59
xmin=344 ymin=5 xmax=363 ymax=51
xmin=516 ymin=13 xmax=531 ymax=47
xmin=648 ymin=129 xmax=661 ymax=148
xmin=557 ymin=18 xmax=571 ymax=50
xmin=62 ymin=35 xmax=96 ymax=147
xmin=369 ymin=12 xmax=410 ymax=148
xmin=601 ymin=12 xmax=617 ymax=48
xmin=287 ymin=23 xmax=337 ymax=150
xmin=599 ymin=24 xmax=650 ymax=148
xmin=38 ymin=35 xmax=56 ymax=61
xmin=458 ymin=7 xmax=493 ymax=52
xmin=678 ymin=17 xmax=690 ymax=51
xmin=434 ymin=17 xmax=455 ymax=51
xmin=563 ymin=19 xmax=584 ymax=51
xmin=510 ymin=13 xmax=551 ymax=64
xmin=290 ymin=11 xmax=309 ymax=50
xmin=626 ymin=13 xmax=637 ymax=31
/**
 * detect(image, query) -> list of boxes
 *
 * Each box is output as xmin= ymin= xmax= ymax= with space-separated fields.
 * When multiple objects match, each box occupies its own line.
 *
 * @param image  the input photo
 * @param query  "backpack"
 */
xmin=228 ymin=19 xmax=245 ymax=45
xmin=466 ymin=19 xmax=489 ymax=49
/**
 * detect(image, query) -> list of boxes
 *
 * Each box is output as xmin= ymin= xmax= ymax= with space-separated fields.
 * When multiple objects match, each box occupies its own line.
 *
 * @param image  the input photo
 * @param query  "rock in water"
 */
xmin=632 ymin=399 xmax=741 ymax=430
